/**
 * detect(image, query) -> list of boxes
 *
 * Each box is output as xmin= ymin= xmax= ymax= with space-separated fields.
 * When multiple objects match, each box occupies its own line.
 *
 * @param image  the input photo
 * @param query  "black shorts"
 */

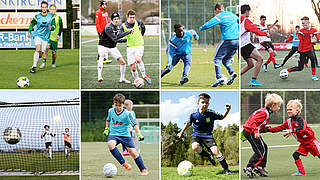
xmin=241 ymin=43 xmax=256 ymax=60
xmin=191 ymin=136 xmax=216 ymax=149
xmin=261 ymin=41 xmax=275 ymax=51
xmin=65 ymin=141 xmax=71 ymax=148
xmin=45 ymin=142 xmax=52 ymax=149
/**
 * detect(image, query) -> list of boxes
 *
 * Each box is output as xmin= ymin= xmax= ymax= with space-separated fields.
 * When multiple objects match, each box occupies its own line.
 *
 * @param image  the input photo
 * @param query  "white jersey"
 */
xmin=41 ymin=130 xmax=55 ymax=143
xmin=257 ymin=24 xmax=271 ymax=43
xmin=240 ymin=17 xmax=251 ymax=48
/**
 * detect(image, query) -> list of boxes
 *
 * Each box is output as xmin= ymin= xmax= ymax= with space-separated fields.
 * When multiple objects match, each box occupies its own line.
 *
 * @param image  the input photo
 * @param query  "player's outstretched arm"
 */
xmin=177 ymin=123 xmax=190 ymax=138
xmin=165 ymin=42 xmax=175 ymax=68
xmin=268 ymin=19 xmax=278 ymax=30
xmin=199 ymin=16 xmax=220 ymax=31
xmin=221 ymin=104 xmax=231 ymax=120
xmin=190 ymin=29 xmax=199 ymax=40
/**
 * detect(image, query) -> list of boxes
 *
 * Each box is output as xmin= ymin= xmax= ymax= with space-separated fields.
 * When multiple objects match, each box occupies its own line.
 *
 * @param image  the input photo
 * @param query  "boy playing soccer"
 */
xmin=281 ymin=26 xmax=300 ymax=67
xmin=62 ymin=128 xmax=71 ymax=158
xmin=177 ymin=93 xmax=234 ymax=174
xmin=122 ymin=99 xmax=136 ymax=155
xmin=267 ymin=99 xmax=320 ymax=176
xmin=242 ymin=93 xmax=283 ymax=178
xmin=161 ymin=24 xmax=199 ymax=85
xmin=41 ymin=125 xmax=56 ymax=159
xmin=104 ymin=93 xmax=148 ymax=176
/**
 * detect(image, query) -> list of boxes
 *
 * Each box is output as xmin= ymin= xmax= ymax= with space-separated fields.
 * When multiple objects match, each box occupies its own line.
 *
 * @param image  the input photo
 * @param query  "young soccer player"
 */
xmin=28 ymin=1 xmax=55 ymax=73
xmin=97 ymin=12 xmax=132 ymax=83
xmin=281 ymin=26 xmax=300 ymax=67
xmin=122 ymin=99 xmax=135 ymax=156
xmin=62 ymin=128 xmax=71 ymax=158
xmin=104 ymin=93 xmax=148 ymax=176
xmin=177 ymin=93 xmax=234 ymax=175
xmin=40 ymin=4 xmax=63 ymax=69
xmin=267 ymin=99 xmax=320 ymax=176
xmin=199 ymin=3 xmax=238 ymax=87
xmin=161 ymin=24 xmax=199 ymax=85
xmin=120 ymin=9 xmax=152 ymax=85
xmin=257 ymin=15 xmax=281 ymax=71
xmin=242 ymin=93 xmax=283 ymax=178
xmin=240 ymin=4 xmax=270 ymax=87
xmin=40 ymin=125 xmax=56 ymax=159
xmin=284 ymin=16 xmax=320 ymax=81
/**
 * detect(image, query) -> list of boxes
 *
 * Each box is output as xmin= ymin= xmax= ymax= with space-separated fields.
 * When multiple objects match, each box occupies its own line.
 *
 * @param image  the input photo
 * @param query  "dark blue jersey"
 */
xmin=187 ymin=108 xmax=223 ymax=138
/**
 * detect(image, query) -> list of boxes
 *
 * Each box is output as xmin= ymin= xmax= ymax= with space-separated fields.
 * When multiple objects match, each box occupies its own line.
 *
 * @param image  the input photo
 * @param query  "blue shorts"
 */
xmin=171 ymin=53 xmax=192 ymax=66
xmin=107 ymin=135 xmax=135 ymax=148
xmin=214 ymin=39 xmax=239 ymax=61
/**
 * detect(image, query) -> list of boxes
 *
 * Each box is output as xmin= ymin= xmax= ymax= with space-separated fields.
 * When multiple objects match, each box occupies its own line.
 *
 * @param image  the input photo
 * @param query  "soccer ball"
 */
xmin=133 ymin=78 xmax=144 ymax=88
xmin=3 ymin=127 xmax=22 ymax=144
xmin=103 ymin=163 xmax=117 ymax=177
xmin=17 ymin=76 xmax=29 ymax=88
xmin=220 ymin=74 xmax=228 ymax=85
xmin=280 ymin=69 xmax=289 ymax=79
xmin=177 ymin=160 xmax=193 ymax=176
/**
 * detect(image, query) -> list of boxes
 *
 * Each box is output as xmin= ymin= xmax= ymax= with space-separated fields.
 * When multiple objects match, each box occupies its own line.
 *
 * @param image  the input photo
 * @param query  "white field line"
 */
xmin=81 ymin=39 xmax=98 ymax=44
xmin=241 ymin=144 xmax=299 ymax=150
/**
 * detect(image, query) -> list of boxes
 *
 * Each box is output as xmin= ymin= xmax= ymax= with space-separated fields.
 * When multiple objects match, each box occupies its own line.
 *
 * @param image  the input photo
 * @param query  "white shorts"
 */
xmin=34 ymin=36 xmax=48 ymax=52
xmin=127 ymin=46 xmax=144 ymax=65
xmin=97 ymin=45 xmax=122 ymax=60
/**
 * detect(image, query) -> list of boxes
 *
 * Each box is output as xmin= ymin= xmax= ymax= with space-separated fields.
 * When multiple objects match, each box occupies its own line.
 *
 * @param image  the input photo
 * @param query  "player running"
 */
xmin=284 ymin=16 xmax=320 ymax=81
xmin=266 ymin=99 xmax=320 ymax=176
xmin=97 ymin=12 xmax=132 ymax=83
xmin=177 ymin=93 xmax=234 ymax=175
xmin=41 ymin=125 xmax=56 ymax=159
xmin=257 ymin=15 xmax=281 ymax=71
xmin=242 ymin=93 xmax=283 ymax=178
xmin=28 ymin=1 xmax=56 ymax=73
xmin=280 ymin=26 xmax=300 ymax=67
xmin=199 ymin=3 xmax=239 ymax=87
xmin=104 ymin=93 xmax=148 ymax=176
xmin=40 ymin=4 xmax=63 ymax=69
xmin=240 ymin=4 xmax=270 ymax=87
xmin=62 ymin=128 xmax=71 ymax=158
xmin=161 ymin=24 xmax=199 ymax=85
xmin=120 ymin=9 xmax=152 ymax=85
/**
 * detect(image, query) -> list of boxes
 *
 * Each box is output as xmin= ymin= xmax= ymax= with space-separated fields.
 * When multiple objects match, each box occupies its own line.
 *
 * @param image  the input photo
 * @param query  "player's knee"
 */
xmin=293 ymin=151 xmax=301 ymax=160
xmin=52 ymin=51 xmax=56 ymax=55
xmin=191 ymin=144 xmax=200 ymax=152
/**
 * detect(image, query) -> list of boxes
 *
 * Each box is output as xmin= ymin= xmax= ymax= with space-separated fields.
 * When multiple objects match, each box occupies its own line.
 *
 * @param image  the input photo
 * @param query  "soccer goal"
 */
xmin=0 ymin=99 xmax=80 ymax=176
xmin=161 ymin=18 xmax=172 ymax=49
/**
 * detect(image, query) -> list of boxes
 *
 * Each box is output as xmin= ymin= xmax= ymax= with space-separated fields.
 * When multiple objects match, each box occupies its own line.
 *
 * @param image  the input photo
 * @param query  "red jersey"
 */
xmin=95 ymin=5 xmax=109 ymax=34
xmin=269 ymin=114 xmax=316 ymax=145
xmin=240 ymin=16 xmax=268 ymax=47
xmin=297 ymin=27 xmax=320 ymax=52
xmin=243 ymin=107 xmax=271 ymax=134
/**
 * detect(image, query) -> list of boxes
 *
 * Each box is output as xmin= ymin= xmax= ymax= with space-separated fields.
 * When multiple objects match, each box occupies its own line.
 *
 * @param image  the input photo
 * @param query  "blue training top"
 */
xmin=106 ymin=108 xmax=137 ymax=137
xmin=200 ymin=11 xmax=239 ymax=40
xmin=292 ymin=32 xmax=300 ymax=47
xmin=31 ymin=12 xmax=54 ymax=42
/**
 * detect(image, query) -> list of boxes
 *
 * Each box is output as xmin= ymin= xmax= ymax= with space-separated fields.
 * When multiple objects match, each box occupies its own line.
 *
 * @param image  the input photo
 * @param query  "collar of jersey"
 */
xmin=114 ymin=108 xmax=125 ymax=116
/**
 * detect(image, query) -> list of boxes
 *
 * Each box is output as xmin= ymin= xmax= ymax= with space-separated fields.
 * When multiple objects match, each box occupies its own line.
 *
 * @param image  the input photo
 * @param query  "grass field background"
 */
xmin=161 ymin=46 xmax=239 ymax=89
xmin=241 ymin=124 xmax=320 ymax=180
xmin=0 ymin=175 xmax=79 ymax=180
xmin=81 ymin=142 xmax=159 ymax=180
xmin=81 ymin=37 xmax=159 ymax=89
xmin=241 ymin=50 xmax=320 ymax=89
xmin=0 ymin=49 xmax=79 ymax=89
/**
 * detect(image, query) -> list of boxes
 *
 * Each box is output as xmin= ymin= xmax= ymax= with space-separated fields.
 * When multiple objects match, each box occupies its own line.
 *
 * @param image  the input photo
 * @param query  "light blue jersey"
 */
xmin=106 ymin=108 xmax=137 ymax=137
xmin=29 ymin=12 xmax=54 ymax=42
xmin=200 ymin=11 xmax=239 ymax=40
xmin=292 ymin=32 xmax=300 ymax=47
xmin=166 ymin=30 xmax=199 ymax=66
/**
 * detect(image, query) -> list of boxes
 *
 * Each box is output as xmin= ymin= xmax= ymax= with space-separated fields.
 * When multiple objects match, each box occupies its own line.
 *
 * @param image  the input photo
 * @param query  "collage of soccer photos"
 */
xmin=1 ymin=0 xmax=320 ymax=180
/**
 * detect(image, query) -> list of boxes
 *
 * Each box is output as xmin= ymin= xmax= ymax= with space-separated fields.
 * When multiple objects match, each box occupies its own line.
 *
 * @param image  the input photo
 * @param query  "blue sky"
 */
xmin=161 ymin=91 xmax=240 ymax=128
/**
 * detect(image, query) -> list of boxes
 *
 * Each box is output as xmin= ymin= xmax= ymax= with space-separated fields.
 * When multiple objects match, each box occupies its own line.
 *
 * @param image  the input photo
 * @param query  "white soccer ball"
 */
xmin=177 ymin=160 xmax=193 ymax=176
xmin=220 ymin=74 xmax=228 ymax=85
xmin=3 ymin=127 xmax=22 ymax=144
xmin=133 ymin=78 xmax=144 ymax=88
xmin=103 ymin=163 xmax=117 ymax=177
xmin=202 ymin=49 xmax=207 ymax=52
xmin=17 ymin=76 xmax=29 ymax=88
xmin=280 ymin=69 xmax=289 ymax=79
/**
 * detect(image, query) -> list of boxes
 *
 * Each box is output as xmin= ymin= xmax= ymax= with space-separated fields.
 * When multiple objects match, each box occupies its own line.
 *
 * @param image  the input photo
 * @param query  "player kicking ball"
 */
xmin=266 ymin=99 xmax=320 ymax=176
xmin=161 ymin=24 xmax=199 ymax=85
xmin=104 ymin=93 xmax=148 ymax=176
xmin=41 ymin=125 xmax=56 ymax=159
xmin=63 ymin=128 xmax=71 ymax=158
xmin=177 ymin=93 xmax=234 ymax=175
xmin=97 ymin=12 xmax=132 ymax=83
xmin=281 ymin=26 xmax=300 ymax=67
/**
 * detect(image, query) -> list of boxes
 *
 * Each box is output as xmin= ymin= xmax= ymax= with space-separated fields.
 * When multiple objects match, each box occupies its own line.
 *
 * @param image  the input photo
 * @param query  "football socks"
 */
xmin=110 ymin=147 xmax=125 ymax=165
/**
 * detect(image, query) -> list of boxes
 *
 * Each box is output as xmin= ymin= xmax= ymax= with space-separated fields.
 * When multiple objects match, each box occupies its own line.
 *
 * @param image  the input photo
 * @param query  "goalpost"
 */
xmin=161 ymin=18 xmax=172 ymax=49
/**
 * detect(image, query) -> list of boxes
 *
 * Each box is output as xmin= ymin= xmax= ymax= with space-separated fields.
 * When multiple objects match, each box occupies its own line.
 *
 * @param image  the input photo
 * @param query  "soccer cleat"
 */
xmin=143 ymin=76 xmax=152 ymax=85
xmin=243 ymin=167 xmax=255 ymax=179
xmin=263 ymin=64 xmax=268 ymax=72
xmin=274 ymin=63 xmax=281 ymax=69
xmin=141 ymin=169 xmax=148 ymax=176
xmin=227 ymin=73 xmax=237 ymax=85
xmin=253 ymin=166 xmax=268 ymax=177
xmin=40 ymin=63 xmax=46 ymax=69
xmin=291 ymin=172 xmax=305 ymax=176
xmin=180 ymin=76 xmax=189 ymax=85
xmin=122 ymin=151 xmax=130 ymax=156
xmin=211 ymin=79 xmax=224 ymax=87
xmin=305 ymin=64 xmax=308 ymax=68
xmin=30 ymin=67 xmax=36 ymax=73
xmin=51 ymin=64 xmax=56 ymax=68
xmin=312 ymin=75 xmax=319 ymax=81
xmin=98 ymin=76 xmax=103 ymax=82
xmin=224 ymin=169 xmax=235 ymax=175
xmin=122 ymin=162 xmax=132 ymax=170
xmin=103 ymin=58 xmax=112 ymax=64
xmin=249 ymin=79 xmax=263 ymax=87
xmin=120 ymin=79 xmax=131 ymax=84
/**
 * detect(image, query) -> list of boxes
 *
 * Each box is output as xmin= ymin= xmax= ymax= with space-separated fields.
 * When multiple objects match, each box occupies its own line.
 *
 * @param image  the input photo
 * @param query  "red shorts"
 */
xmin=296 ymin=139 xmax=320 ymax=156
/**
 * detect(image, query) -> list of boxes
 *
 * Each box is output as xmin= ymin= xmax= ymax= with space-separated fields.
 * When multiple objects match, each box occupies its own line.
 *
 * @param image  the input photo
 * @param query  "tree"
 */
xmin=311 ymin=0 xmax=320 ymax=24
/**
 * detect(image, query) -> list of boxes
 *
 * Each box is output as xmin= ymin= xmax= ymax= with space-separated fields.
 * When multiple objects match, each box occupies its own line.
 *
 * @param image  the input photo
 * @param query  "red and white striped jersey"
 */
xmin=257 ymin=24 xmax=272 ymax=43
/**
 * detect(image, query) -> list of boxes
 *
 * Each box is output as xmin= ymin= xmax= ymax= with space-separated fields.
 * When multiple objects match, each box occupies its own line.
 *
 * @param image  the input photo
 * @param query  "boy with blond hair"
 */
xmin=267 ymin=99 xmax=320 ymax=176
xmin=242 ymin=93 xmax=283 ymax=178
xmin=122 ymin=99 xmax=136 ymax=155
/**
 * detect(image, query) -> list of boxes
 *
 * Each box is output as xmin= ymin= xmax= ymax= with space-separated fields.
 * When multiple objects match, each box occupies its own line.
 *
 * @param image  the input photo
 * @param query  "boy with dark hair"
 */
xmin=41 ymin=125 xmax=56 ymax=159
xmin=63 ymin=128 xmax=71 ymax=158
xmin=281 ymin=25 xmax=300 ymax=67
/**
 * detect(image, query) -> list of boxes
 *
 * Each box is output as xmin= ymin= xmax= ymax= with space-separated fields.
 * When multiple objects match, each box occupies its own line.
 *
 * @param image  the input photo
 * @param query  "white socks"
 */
xmin=33 ymin=51 xmax=40 ymax=67
xmin=120 ymin=64 xmax=126 ymax=81
xmin=97 ymin=57 xmax=104 ymax=77
xmin=49 ymin=148 xmax=52 ymax=158
xmin=131 ymin=70 xmax=139 ymax=79
xmin=137 ymin=61 xmax=146 ymax=77
xmin=65 ymin=148 xmax=68 ymax=155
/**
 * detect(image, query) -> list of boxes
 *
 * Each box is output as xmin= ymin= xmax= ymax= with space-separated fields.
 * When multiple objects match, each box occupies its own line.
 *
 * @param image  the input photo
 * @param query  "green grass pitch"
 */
xmin=0 ymin=175 xmax=79 ymax=180
xmin=81 ymin=37 xmax=159 ymax=89
xmin=241 ymin=50 xmax=320 ymax=89
xmin=241 ymin=124 xmax=320 ymax=179
xmin=161 ymin=47 xmax=239 ymax=89
xmin=81 ymin=142 xmax=159 ymax=180
xmin=0 ymin=49 xmax=79 ymax=89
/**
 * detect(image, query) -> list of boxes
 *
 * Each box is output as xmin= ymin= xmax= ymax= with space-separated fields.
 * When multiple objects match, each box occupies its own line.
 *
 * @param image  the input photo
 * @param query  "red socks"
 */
xmin=312 ymin=68 xmax=316 ymax=75
xmin=265 ymin=52 xmax=276 ymax=65
xmin=294 ymin=159 xmax=305 ymax=175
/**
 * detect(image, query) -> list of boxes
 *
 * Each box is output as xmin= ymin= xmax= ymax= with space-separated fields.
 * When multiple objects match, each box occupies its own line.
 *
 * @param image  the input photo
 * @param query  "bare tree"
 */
xmin=311 ymin=0 xmax=320 ymax=23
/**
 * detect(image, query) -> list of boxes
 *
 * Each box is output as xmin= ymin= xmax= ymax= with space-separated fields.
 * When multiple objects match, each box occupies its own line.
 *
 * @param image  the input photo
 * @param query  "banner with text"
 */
xmin=0 ymin=0 xmax=66 ymax=10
